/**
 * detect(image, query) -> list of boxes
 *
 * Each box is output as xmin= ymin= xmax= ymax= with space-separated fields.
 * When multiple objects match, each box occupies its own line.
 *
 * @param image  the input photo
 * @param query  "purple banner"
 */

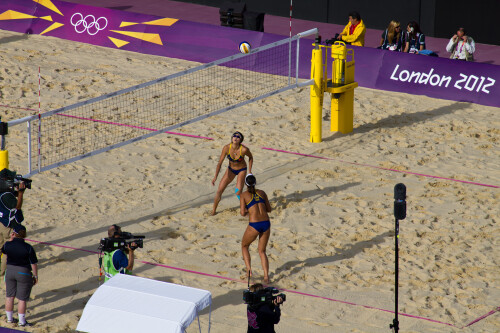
xmin=374 ymin=51 xmax=500 ymax=107
xmin=0 ymin=0 xmax=283 ymax=62
xmin=0 ymin=0 xmax=499 ymax=108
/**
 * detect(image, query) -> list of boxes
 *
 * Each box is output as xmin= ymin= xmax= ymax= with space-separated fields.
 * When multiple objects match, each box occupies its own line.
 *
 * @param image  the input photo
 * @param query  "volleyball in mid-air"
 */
xmin=239 ymin=41 xmax=251 ymax=54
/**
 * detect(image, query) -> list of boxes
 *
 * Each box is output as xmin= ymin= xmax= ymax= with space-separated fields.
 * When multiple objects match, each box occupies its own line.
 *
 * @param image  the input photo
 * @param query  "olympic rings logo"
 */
xmin=70 ymin=13 xmax=108 ymax=35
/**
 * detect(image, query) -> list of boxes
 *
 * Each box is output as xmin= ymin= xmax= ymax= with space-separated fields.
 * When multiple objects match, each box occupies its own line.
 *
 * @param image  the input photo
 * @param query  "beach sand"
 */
xmin=1 ymin=30 xmax=499 ymax=332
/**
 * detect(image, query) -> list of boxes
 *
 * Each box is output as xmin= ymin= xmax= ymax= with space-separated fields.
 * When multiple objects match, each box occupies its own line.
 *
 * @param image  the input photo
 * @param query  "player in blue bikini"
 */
xmin=211 ymin=132 xmax=253 ymax=215
xmin=240 ymin=174 xmax=272 ymax=283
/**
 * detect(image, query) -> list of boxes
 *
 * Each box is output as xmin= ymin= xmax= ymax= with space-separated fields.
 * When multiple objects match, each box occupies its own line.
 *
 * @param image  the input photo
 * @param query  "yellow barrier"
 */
xmin=309 ymin=41 xmax=358 ymax=142
xmin=310 ymin=45 xmax=324 ymax=143
xmin=0 ymin=119 xmax=8 ymax=171
xmin=0 ymin=150 xmax=8 ymax=171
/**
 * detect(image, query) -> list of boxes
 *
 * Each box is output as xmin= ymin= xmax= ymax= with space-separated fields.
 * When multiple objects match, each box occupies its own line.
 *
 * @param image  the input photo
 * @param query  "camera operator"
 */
xmin=247 ymin=283 xmax=282 ymax=333
xmin=102 ymin=224 xmax=136 ymax=281
xmin=0 ymin=181 xmax=26 ymax=279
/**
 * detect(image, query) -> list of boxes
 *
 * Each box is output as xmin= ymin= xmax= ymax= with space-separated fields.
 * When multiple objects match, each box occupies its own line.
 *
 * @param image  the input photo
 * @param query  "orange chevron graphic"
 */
xmin=40 ymin=22 xmax=63 ymax=35
xmin=119 ymin=18 xmax=178 ymax=28
xmin=119 ymin=22 xmax=138 ymax=28
xmin=110 ymin=30 xmax=163 ymax=45
xmin=0 ymin=10 xmax=37 ymax=20
xmin=108 ymin=37 xmax=130 ymax=48
xmin=143 ymin=18 xmax=178 ymax=26
xmin=33 ymin=0 xmax=63 ymax=16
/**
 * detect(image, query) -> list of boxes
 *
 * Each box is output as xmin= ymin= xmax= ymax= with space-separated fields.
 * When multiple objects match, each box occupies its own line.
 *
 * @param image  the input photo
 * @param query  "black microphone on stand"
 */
xmin=394 ymin=183 xmax=406 ymax=220
xmin=390 ymin=183 xmax=406 ymax=333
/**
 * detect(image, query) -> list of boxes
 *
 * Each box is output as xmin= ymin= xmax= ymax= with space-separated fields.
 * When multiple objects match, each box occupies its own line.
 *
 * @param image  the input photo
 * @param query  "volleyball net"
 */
xmin=8 ymin=29 xmax=317 ymax=177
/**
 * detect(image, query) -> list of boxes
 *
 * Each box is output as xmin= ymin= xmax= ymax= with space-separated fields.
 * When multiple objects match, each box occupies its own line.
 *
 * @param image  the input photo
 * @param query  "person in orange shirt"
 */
xmin=338 ymin=11 xmax=366 ymax=47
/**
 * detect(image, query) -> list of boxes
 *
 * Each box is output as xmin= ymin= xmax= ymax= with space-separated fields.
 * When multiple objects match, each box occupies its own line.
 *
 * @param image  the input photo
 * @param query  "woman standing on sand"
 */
xmin=2 ymin=224 xmax=38 ymax=327
xmin=240 ymin=174 xmax=272 ymax=284
xmin=211 ymin=131 xmax=253 ymax=215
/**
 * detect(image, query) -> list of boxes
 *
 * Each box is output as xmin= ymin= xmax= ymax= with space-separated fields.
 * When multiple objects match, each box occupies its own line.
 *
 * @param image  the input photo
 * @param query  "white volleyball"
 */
xmin=239 ymin=41 xmax=251 ymax=54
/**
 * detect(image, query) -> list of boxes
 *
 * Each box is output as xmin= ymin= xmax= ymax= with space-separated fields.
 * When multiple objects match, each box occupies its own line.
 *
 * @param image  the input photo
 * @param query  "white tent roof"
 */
xmin=76 ymin=274 xmax=212 ymax=333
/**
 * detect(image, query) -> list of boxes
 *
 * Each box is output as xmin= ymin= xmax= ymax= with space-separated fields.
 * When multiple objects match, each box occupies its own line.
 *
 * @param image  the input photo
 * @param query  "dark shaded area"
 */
xmin=354 ymin=102 xmax=469 ymax=135
xmin=200 ymin=289 xmax=244 ymax=313
xmin=106 ymin=5 xmax=133 ymax=11
xmin=176 ymin=0 xmax=500 ymax=45
xmin=30 ymin=264 xmax=154 ymax=322
xmin=0 ymin=34 xmax=29 ymax=44
xmin=273 ymin=231 xmax=392 ymax=279
xmin=271 ymin=182 xmax=362 ymax=210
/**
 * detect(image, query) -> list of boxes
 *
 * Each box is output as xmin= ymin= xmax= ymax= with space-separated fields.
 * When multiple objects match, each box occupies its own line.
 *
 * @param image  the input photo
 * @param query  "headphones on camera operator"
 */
xmin=97 ymin=224 xmax=146 ymax=283
xmin=243 ymin=283 xmax=286 ymax=310
xmin=99 ymin=224 xmax=145 ymax=253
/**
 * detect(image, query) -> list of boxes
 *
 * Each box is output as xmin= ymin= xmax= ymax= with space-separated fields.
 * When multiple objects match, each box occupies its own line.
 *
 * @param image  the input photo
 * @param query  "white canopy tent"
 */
xmin=76 ymin=274 xmax=212 ymax=333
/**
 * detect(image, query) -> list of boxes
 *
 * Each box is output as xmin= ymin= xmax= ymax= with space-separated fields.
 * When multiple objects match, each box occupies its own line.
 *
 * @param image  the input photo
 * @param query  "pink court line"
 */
xmin=0 ymin=104 xmax=212 ymax=140
xmin=261 ymin=147 xmax=499 ymax=189
xmin=26 ymin=238 xmax=498 ymax=329
xmin=4 ymin=102 xmax=497 ymax=188
xmin=58 ymin=113 xmax=214 ymax=140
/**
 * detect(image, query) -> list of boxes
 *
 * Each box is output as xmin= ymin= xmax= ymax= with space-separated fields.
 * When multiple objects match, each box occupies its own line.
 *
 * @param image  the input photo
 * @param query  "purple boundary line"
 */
xmin=4 ymin=101 xmax=496 ymax=188
xmin=25 ymin=238 xmax=498 ymax=329
xmin=277 ymin=288 xmax=458 ymax=328
xmin=464 ymin=307 xmax=500 ymax=327
xmin=1 ymin=104 xmax=213 ymax=140
xmin=261 ymin=147 xmax=499 ymax=189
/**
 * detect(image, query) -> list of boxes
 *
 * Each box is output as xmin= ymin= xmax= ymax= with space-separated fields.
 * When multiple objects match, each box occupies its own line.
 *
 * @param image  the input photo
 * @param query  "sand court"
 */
xmin=1 ymin=29 xmax=499 ymax=332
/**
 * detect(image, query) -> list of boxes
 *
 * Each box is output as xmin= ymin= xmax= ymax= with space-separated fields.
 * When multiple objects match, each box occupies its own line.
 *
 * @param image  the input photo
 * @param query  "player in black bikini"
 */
xmin=240 ymin=174 xmax=272 ymax=283
xmin=211 ymin=132 xmax=253 ymax=215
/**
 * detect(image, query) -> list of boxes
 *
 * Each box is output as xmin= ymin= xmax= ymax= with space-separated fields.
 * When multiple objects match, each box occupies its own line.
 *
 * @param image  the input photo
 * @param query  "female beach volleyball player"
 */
xmin=240 ymin=174 xmax=272 ymax=283
xmin=211 ymin=131 xmax=253 ymax=215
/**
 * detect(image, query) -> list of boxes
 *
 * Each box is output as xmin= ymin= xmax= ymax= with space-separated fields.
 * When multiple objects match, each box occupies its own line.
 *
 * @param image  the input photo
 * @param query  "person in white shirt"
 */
xmin=446 ymin=27 xmax=475 ymax=61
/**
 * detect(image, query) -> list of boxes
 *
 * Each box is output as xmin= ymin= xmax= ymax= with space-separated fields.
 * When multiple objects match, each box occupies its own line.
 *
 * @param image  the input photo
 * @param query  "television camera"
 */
xmin=324 ymin=33 xmax=340 ymax=45
xmin=0 ymin=169 xmax=32 ymax=193
xmin=243 ymin=286 xmax=286 ymax=308
xmin=99 ymin=231 xmax=145 ymax=252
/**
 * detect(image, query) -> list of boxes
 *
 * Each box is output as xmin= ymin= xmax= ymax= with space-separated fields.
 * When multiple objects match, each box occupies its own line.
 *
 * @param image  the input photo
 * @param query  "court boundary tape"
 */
xmin=4 ymin=104 xmax=497 ymax=188
xmin=261 ymin=147 xmax=499 ymax=188
xmin=26 ymin=238 xmax=499 ymax=329
xmin=1 ymin=105 xmax=212 ymax=141
xmin=7 ymin=104 xmax=499 ymax=326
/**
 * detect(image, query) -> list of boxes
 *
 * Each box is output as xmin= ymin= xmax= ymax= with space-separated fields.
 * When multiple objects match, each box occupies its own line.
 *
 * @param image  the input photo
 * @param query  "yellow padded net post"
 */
xmin=310 ymin=42 xmax=324 ymax=143
xmin=328 ymin=41 xmax=358 ymax=134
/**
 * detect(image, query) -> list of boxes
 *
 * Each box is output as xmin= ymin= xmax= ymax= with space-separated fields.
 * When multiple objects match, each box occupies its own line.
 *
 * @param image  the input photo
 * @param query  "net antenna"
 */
xmin=9 ymin=29 xmax=316 ymax=177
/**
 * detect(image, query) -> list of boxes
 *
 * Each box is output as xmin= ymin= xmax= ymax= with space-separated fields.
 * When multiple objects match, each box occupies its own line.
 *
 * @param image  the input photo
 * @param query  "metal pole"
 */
xmin=295 ymin=37 xmax=300 ymax=85
xmin=27 ymin=120 xmax=32 ymax=175
xmin=288 ymin=0 xmax=293 ymax=85
xmin=38 ymin=67 xmax=41 ymax=172
xmin=391 ymin=183 xmax=406 ymax=332
xmin=393 ymin=217 xmax=399 ymax=332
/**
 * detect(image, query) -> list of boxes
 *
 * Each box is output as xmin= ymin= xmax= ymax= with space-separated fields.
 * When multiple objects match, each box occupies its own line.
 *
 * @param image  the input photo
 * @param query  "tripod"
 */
xmin=390 ymin=183 xmax=406 ymax=333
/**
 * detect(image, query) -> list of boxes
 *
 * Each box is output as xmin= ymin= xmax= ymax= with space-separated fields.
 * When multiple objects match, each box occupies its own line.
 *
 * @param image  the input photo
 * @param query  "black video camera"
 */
xmin=325 ymin=33 xmax=340 ymax=45
xmin=99 ymin=232 xmax=145 ymax=252
xmin=0 ymin=169 xmax=32 ymax=194
xmin=243 ymin=287 xmax=286 ymax=308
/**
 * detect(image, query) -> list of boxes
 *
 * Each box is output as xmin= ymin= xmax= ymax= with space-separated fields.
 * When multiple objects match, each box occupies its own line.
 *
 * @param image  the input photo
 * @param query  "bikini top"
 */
xmin=227 ymin=144 xmax=244 ymax=162
xmin=246 ymin=192 xmax=265 ymax=209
